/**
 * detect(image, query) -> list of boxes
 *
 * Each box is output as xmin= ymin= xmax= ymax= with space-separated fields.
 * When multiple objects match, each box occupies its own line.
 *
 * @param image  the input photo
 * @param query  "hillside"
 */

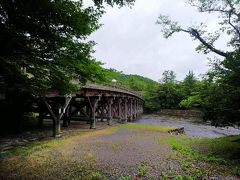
xmin=103 ymin=69 xmax=160 ymax=112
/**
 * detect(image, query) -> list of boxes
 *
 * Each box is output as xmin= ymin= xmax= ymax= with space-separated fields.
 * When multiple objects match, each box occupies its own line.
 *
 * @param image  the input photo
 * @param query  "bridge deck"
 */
xmin=82 ymin=84 xmax=143 ymax=100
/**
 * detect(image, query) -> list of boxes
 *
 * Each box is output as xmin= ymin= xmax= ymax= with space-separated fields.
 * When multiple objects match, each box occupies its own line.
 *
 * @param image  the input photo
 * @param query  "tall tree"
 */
xmin=158 ymin=70 xmax=183 ymax=109
xmin=0 ymin=0 xmax=105 ymax=95
xmin=0 ymin=0 xmax=136 ymax=132
xmin=0 ymin=0 xmax=105 ymax=132
xmin=160 ymin=70 xmax=176 ymax=83
xmin=157 ymin=0 xmax=240 ymax=126
xmin=181 ymin=71 xmax=197 ymax=97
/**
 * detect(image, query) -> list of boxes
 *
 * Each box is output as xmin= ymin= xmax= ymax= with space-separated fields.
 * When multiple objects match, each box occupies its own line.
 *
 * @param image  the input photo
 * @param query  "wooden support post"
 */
xmin=38 ymin=110 xmax=44 ymax=128
xmin=88 ymin=97 xmax=100 ymax=129
xmin=107 ymin=98 xmax=113 ymax=126
xmin=140 ymin=101 xmax=144 ymax=115
xmin=124 ymin=98 xmax=128 ymax=123
xmin=101 ymin=104 xmax=104 ymax=122
xmin=130 ymin=99 xmax=133 ymax=121
xmin=86 ymin=105 xmax=91 ymax=124
xmin=90 ymin=103 xmax=96 ymax=129
xmin=136 ymin=100 xmax=138 ymax=118
xmin=55 ymin=106 xmax=61 ymax=137
xmin=68 ymin=105 xmax=72 ymax=125
xmin=133 ymin=99 xmax=137 ymax=120
xmin=118 ymin=98 xmax=122 ymax=121
xmin=63 ymin=105 xmax=70 ymax=127
xmin=42 ymin=95 xmax=72 ymax=138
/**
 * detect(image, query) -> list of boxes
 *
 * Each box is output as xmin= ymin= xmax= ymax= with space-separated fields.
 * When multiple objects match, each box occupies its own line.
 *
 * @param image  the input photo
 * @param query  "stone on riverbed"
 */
xmin=168 ymin=127 xmax=185 ymax=135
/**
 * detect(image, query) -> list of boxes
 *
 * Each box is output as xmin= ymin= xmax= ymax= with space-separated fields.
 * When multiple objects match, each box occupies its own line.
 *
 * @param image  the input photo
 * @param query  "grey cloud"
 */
xmin=89 ymin=0 xmax=226 ymax=81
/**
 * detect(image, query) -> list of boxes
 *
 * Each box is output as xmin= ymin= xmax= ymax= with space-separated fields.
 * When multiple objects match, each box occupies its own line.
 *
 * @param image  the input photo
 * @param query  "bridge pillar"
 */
xmin=89 ymin=97 xmax=100 ymax=129
xmin=129 ymin=99 xmax=133 ymax=121
xmin=107 ymin=98 xmax=113 ymax=125
xmin=135 ymin=100 xmax=138 ymax=118
xmin=38 ymin=107 xmax=44 ymax=129
xmin=55 ymin=105 xmax=62 ymax=138
xmin=100 ymin=104 xmax=105 ymax=122
xmin=86 ymin=105 xmax=91 ymax=124
xmin=62 ymin=105 xmax=71 ymax=127
xmin=133 ymin=99 xmax=137 ymax=120
xmin=118 ymin=98 xmax=122 ymax=121
xmin=42 ymin=96 xmax=72 ymax=138
xmin=123 ymin=98 xmax=128 ymax=123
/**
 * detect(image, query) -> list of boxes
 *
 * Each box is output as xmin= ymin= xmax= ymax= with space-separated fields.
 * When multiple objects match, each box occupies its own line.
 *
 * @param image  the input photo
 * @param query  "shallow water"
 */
xmin=136 ymin=114 xmax=240 ymax=138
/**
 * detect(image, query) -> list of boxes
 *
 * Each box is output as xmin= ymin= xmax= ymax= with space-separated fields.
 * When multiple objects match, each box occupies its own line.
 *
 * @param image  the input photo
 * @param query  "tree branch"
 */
xmin=180 ymin=28 xmax=228 ymax=57
xmin=228 ymin=11 xmax=240 ymax=40
xmin=189 ymin=0 xmax=240 ymax=18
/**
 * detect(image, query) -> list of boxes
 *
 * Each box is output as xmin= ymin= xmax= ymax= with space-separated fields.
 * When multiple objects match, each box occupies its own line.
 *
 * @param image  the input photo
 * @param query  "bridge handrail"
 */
xmin=83 ymin=83 xmax=143 ymax=100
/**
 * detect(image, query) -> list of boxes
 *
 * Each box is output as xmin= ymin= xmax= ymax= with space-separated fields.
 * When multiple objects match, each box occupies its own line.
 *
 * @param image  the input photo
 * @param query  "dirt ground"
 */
xmin=1 ymin=121 xmax=239 ymax=179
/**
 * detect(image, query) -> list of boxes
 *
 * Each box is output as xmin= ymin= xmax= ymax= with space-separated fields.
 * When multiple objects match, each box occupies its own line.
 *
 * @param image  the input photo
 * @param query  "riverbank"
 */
xmin=1 ymin=122 xmax=239 ymax=179
xmin=138 ymin=114 xmax=240 ymax=138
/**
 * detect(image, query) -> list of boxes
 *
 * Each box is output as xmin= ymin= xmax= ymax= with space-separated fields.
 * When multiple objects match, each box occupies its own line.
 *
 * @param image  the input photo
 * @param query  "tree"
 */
xmin=181 ymin=71 xmax=198 ymax=97
xmin=157 ymin=0 xmax=240 ymax=57
xmin=158 ymin=82 xmax=183 ymax=109
xmin=0 ymin=0 xmax=105 ymax=132
xmin=157 ymin=0 xmax=240 ymax=126
xmin=160 ymin=70 xmax=176 ymax=83
xmin=0 ymin=0 xmax=136 ymax=133
xmin=179 ymin=71 xmax=201 ymax=109
xmin=0 ymin=0 xmax=105 ymax=94
xmin=93 ymin=0 xmax=135 ymax=7
xmin=158 ymin=70 xmax=183 ymax=109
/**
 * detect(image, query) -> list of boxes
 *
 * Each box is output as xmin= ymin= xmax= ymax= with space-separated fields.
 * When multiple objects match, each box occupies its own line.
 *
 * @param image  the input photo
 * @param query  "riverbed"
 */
xmin=136 ymin=114 xmax=240 ymax=138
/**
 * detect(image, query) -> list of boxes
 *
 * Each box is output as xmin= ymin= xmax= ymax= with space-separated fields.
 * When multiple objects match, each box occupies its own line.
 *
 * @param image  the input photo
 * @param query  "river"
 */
xmin=136 ymin=114 xmax=240 ymax=138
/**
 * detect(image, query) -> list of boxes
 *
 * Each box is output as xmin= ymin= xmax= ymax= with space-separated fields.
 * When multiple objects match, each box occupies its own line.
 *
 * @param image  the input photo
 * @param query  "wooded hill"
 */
xmin=102 ymin=68 xmax=160 ymax=112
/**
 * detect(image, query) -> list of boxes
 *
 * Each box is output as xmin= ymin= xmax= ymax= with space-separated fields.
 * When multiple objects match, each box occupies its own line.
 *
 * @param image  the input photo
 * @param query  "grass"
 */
xmin=167 ymin=134 xmax=240 ymax=177
xmin=167 ymin=135 xmax=240 ymax=164
xmin=118 ymin=123 xmax=176 ymax=131
xmin=89 ymin=171 xmax=106 ymax=180
xmin=117 ymin=175 xmax=132 ymax=180
xmin=137 ymin=161 xmax=148 ymax=177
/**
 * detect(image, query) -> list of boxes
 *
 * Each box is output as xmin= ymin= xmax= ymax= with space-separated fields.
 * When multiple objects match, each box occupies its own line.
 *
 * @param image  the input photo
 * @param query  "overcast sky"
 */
xmin=88 ymin=0 xmax=226 ymax=81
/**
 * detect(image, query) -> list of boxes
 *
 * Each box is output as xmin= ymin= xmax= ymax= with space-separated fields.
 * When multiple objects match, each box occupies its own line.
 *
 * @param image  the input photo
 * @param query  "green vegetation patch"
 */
xmin=167 ymin=135 xmax=240 ymax=176
xmin=119 ymin=123 xmax=176 ymax=132
xmin=137 ymin=161 xmax=148 ymax=177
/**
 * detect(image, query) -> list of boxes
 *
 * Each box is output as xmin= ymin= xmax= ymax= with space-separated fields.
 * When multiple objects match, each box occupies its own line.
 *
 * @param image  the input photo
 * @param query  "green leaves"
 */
xmin=0 ymin=0 xmax=105 ymax=95
xmin=156 ymin=15 xmax=181 ymax=38
xmin=92 ymin=0 xmax=135 ymax=7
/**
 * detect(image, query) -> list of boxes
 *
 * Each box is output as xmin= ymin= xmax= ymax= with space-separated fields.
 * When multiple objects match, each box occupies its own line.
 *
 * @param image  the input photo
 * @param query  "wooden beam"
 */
xmin=42 ymin=95 xmax=72 ymax=138
xmin=88 ymin=96 xmax=100 ymax=129
xmin=118 ymin=98 xmax=122 ymax=121
xmin=107 ymin=98 xmax=113 ymax=126
xmin=124 ymin=98 xmax=128 ymax=123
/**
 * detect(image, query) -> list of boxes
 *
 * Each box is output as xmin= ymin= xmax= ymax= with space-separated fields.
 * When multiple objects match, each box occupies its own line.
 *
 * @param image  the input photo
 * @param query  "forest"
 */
xmin=103 ymin=66 xmax=240 ymax=127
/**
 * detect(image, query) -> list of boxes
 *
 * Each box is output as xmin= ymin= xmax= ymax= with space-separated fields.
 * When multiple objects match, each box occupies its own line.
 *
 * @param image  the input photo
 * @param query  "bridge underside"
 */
xmin=37 ymin=86 xmax=144 ymax=137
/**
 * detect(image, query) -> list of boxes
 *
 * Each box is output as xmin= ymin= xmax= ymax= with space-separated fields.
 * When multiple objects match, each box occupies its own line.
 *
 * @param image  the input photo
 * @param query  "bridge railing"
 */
xmin=83 ymin=83 xmax=143 ymax=99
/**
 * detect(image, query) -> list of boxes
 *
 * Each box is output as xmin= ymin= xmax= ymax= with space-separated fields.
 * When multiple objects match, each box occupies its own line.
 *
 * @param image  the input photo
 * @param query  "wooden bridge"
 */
xmin=38 ymin=84 xmax=144 ymax=137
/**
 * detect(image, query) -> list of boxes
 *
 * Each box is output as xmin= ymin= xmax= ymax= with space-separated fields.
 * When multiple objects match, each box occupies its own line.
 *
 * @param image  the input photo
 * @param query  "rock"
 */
xmin=168 ymin=127 xmax=185 ymax=135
